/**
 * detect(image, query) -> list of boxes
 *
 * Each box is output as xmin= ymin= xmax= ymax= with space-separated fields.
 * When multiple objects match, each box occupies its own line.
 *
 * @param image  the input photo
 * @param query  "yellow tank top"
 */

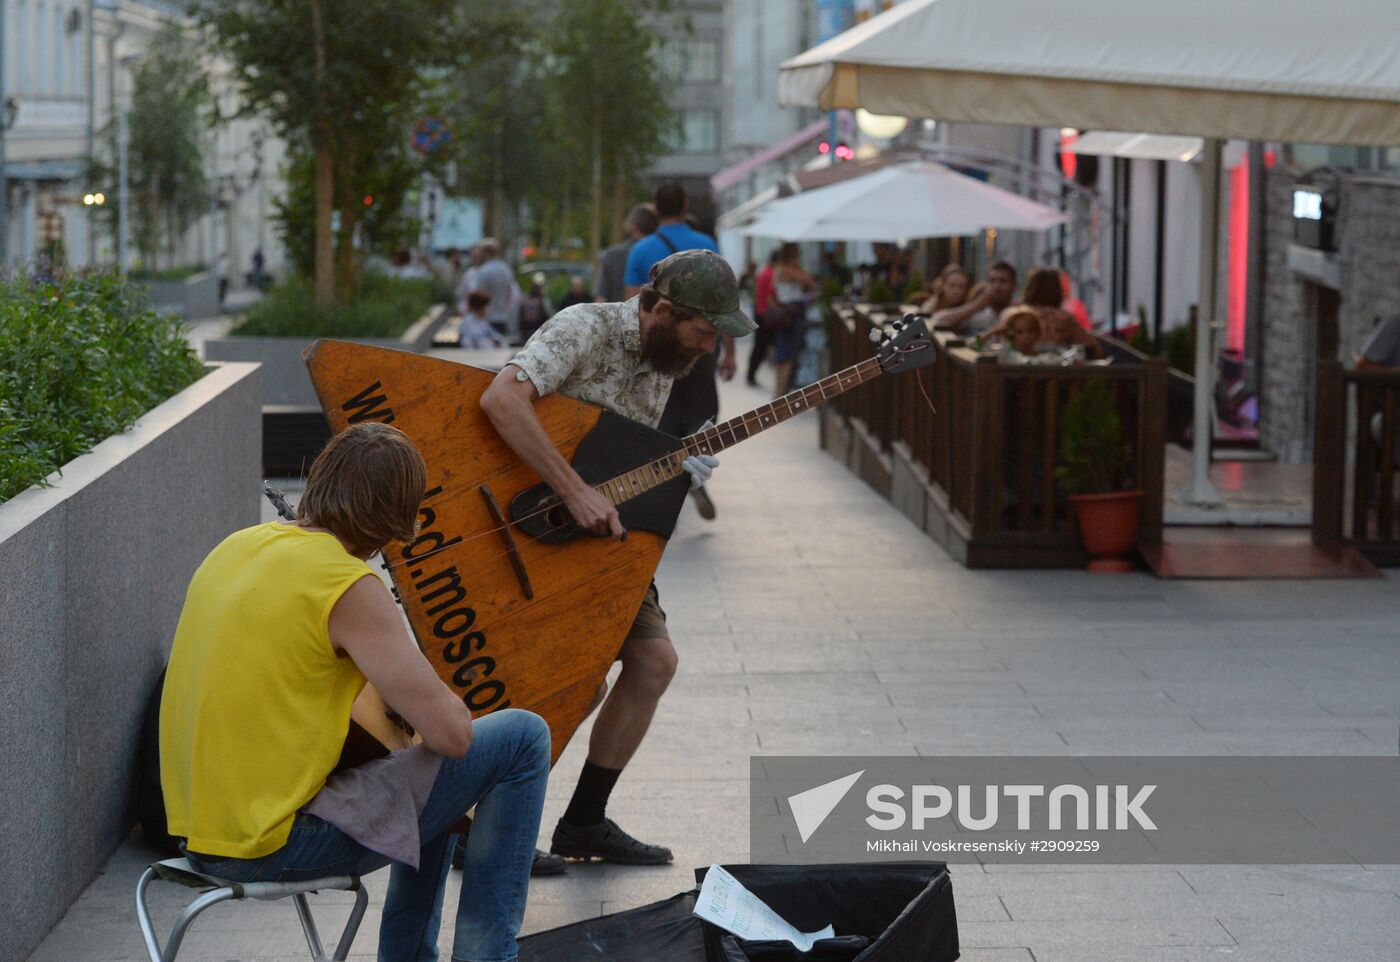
xmin=160 ymin=522 xmax=374 ymax=858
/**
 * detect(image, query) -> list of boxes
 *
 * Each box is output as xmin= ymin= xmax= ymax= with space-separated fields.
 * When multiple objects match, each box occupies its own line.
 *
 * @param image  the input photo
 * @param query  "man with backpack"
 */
xmin=623 ymin=183 xmax=735 ymax=520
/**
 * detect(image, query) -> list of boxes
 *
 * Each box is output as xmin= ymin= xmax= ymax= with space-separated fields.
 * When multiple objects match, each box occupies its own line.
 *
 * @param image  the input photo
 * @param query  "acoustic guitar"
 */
xmin=303 ymin=315 xmax=934 ymax=766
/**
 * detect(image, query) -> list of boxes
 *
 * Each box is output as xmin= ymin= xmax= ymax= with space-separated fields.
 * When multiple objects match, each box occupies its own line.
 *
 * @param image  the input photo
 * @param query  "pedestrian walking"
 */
xmin=472 ymin=239 xmax=523 ymax=343
xmin=518 ymin=274 xmax=552 ymax=342
xmin=769 ymin=243 xmax=818 ymax=397
xmin=557 ymin=275 xmax=592 ymax=311
xmin=594 ymin=205 xmax=658 ymax=304
xmin=746 ymin=249 xmax=781 ymax=387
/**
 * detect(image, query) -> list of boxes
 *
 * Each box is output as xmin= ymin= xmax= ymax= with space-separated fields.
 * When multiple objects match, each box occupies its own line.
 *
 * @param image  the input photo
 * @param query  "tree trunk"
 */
xmin=588 ymin=118 xmax=602 ymax=256
xmin=145 ymin=190 xmax=160 ymax=269
xmin=491 ymin=121 xmax=505 ymax=242
xmin=314 ymin=145 xmax=335 ymax=306
xmin=310 ymin=0 xmax=334 ymax=306
xmin=611 ymin=171 xmax=626 ymax=246
xmin=335 ymin=203 xmax=359 ymax=301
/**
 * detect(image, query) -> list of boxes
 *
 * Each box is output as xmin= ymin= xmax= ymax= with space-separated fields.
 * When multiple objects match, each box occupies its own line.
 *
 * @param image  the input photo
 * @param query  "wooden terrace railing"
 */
xmin=1313 ymin=360 xmax=1400 ymax=564
xmin=824 ymin=304 xmax=1167 ymax=568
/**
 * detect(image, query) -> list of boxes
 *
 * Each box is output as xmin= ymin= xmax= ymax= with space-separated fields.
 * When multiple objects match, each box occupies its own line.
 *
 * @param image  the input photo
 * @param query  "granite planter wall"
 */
xmin=0 ymin=361 xmax=262 ymax=960
xmin=204 ymin=304 xmax=450 ymax=407
xmin=145 ymin=271 xmax=221 ymax=321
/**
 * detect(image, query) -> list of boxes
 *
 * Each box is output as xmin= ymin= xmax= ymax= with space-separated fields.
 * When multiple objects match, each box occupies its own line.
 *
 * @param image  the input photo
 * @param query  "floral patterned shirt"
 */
xmin=507 ymin=297 xmax=673 ymax=428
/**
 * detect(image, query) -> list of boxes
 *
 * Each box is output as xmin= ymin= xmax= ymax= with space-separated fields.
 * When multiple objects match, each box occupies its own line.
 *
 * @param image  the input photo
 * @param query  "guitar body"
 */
xmin=305 ymin=340 xmax=690 ymax=765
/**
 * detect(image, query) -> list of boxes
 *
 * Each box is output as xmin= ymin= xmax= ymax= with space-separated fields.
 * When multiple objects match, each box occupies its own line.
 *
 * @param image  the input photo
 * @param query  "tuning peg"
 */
xmin=868 ymin=328 xmax=884 ymax=344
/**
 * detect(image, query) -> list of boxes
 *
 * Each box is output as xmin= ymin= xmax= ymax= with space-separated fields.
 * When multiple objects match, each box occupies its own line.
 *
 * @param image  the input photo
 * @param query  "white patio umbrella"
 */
xmin=778 ymin=0 xmax=1400 ymax=505
xmin=740 ymin=161 xmax=1068 ymax=241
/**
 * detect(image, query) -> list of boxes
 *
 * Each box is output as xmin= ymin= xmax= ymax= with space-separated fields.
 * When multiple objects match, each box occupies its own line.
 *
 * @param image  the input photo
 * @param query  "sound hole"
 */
xmin=545 ymin=504 xmax=571 ymax=532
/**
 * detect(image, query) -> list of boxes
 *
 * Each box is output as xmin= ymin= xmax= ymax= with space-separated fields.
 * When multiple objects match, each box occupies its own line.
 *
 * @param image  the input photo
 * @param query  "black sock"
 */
xmin=562 ymin=761 xmax=623 ymax=827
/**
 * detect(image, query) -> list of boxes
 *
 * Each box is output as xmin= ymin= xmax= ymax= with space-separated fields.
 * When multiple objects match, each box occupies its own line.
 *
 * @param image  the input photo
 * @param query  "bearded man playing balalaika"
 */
xmin=480 ymin=249 xmax=755 ymax=866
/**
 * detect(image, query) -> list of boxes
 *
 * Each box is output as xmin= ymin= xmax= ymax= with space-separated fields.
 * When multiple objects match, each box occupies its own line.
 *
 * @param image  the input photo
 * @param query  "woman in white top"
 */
xmin=769 ymin=244 xmax=818 ymax=397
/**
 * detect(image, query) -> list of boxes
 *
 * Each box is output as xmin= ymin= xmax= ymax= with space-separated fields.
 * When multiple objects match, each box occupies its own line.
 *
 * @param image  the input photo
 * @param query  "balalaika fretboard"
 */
xmin=592 ymin=354 xmax=886 ymax=507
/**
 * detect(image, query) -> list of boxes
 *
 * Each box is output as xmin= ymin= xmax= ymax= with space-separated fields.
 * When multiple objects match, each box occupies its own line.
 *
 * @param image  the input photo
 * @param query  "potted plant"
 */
xmin=1055 ymin=380 xmax=1142 ymax=571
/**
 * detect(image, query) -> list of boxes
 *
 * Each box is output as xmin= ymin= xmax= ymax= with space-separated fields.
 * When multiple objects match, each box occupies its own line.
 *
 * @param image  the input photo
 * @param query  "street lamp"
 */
xmin=855 ymin=108 xmax=907 ymax=141
xmin=0 ymin=94 xmax=19 ymax=270
xmin=117 ymin=54 xmax=144 ymax=277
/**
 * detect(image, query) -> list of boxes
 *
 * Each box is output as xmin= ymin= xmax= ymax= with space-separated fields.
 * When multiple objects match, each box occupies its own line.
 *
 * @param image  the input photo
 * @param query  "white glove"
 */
xmin=681 ymin=453 xmax=719 ymax=489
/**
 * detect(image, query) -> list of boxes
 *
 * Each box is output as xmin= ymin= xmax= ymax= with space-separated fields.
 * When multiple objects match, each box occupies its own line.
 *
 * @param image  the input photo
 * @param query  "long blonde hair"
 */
xmin=928 ymin=265 xmax=970 ymax=311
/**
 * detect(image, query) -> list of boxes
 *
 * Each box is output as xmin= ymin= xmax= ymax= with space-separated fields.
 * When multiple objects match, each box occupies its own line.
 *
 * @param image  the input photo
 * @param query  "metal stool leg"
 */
xmin=136 ymin=866 xmax=240 ymax=962
xmin=293 ymin=884 xmax=369 ymax=962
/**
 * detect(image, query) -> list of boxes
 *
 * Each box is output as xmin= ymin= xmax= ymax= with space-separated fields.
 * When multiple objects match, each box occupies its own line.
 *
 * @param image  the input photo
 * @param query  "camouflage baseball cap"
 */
xmin=649 ymin=250 xmax=756 ymax=336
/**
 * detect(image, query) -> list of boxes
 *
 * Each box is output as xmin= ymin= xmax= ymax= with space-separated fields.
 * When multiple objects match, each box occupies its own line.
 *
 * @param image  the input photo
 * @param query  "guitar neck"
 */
xmin=594 ymin=355 xmax=885 ymax=506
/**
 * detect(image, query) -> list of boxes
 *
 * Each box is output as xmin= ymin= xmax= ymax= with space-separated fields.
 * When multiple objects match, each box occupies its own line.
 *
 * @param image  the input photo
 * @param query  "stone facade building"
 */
xmin=1 ymin=0 xmax=285 ymax=279
xmin=1259 ymin=166 xmax=1400 ymax=462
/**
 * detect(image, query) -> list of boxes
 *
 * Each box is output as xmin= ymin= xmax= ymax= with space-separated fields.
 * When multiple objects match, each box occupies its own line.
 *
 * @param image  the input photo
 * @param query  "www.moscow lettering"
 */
xmin=340 ymin=382 xmax=509 ymax=714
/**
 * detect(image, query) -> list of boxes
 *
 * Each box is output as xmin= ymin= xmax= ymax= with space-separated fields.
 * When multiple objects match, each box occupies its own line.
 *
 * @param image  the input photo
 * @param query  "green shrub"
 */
xmin=231 ymin=273 xmax=436 ymax=338
xmin=1127 ymin=325 xmax=1152 ymax=356
xmin=900 ymin=269 xmax=927 ymax=304
xmin=865 ymin=277 xmax=895 ymax=305
xmin=543 ymin=274 xmax=571 ymax=306
xmin=1162 ymin=323 xmax=1195 ymax=376
xmin=130 ymin=264 xmax=208 ymax=282
xmin=0 ymin=274 xmax=205 ymax=503
xmin=1055 ymin=380 xmax=1130 ymax=495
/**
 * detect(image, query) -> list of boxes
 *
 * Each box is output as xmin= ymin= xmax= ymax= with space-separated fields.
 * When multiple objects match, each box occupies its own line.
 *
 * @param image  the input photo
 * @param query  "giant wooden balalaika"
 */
xmin=306 ymin=317 xmax=934 ymax=763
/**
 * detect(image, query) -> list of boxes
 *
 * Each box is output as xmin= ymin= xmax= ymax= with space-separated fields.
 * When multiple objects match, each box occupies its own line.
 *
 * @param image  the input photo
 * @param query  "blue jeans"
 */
xmin=186 ymin=709 xmax=550 ymax=962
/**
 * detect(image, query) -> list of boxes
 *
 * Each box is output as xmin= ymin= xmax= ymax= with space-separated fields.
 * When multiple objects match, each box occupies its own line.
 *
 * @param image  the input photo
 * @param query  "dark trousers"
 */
xmin=746 ymin=324 xmax=775 ymax=383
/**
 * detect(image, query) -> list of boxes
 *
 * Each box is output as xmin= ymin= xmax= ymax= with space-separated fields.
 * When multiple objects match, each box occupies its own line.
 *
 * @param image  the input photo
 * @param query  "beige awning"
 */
xmin=1071 ymin=131 xmax=1203 ymax=163
xmin=779 ymin=0 xmax=1400 ymax=146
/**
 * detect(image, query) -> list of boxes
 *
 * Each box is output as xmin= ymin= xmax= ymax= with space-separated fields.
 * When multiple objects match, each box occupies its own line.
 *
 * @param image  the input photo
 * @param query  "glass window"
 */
xmin=665 ymin=110 xmax=718 ymax=154
xmin=667 ymin=109 xmax=718 ymax=155
xmin=661 ymin=39 xmax=719 ymax=84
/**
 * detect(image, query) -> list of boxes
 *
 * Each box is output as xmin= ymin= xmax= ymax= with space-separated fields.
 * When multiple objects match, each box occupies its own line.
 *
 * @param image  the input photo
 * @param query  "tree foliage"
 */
xmin=433 ymin=0 xmax=675 ymax=254
xmin=195 ymin=0 xmax=457 ymax=303
xmin=198 ymin=0 xmax=676 ymax=298
xmin=542 ymin=0 xmax=676 ymax=252
xmin=424 ymin=1 xmax=552 ymax=244
xmin=89 ymin=23 xmax=213 ymax=269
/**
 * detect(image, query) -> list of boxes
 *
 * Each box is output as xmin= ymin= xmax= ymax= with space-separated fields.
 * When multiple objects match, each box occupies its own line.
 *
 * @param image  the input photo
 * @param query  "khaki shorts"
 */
xmin=623 ymin=582 xmax=669 ymax=647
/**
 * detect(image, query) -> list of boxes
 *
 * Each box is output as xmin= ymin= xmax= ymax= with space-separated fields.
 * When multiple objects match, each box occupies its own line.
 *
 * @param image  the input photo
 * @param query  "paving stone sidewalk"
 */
xmin=29 ymin=363 xmax=1400 ymax=961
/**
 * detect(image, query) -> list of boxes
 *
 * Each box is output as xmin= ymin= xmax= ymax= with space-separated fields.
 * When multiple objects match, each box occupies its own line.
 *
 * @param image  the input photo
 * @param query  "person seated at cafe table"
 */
xmin=1041 ymin=308 xmax=1103 ymax=359
xmin=929 ymin=261 xmax=1017 ymax=335
xmin=996 ymin=306 xmax=1044 ymax=357
xmin=1019 ymin=267 xmax=1082 ymax=331
xmin=919 ymin=265 xmax=970 ymax=325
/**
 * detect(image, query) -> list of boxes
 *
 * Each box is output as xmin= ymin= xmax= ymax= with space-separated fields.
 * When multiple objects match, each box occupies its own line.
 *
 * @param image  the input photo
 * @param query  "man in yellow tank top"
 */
xmin=160 ymin=423 xmax=549 ymax=962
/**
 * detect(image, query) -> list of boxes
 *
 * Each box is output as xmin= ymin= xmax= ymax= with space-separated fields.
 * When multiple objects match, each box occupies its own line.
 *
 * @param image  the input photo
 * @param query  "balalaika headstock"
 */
xmin=870 ymin=314 xmax=936 ymax=376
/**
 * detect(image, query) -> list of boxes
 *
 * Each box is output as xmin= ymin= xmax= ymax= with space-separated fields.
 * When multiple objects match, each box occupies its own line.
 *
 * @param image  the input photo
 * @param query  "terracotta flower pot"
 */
xmin=1069 ymin=490 xmax=1143 ymax=572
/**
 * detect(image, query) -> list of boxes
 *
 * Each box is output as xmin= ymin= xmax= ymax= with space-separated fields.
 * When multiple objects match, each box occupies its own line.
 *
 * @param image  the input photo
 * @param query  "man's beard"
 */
xmin=644 ymin=320 xmax=708 ymax=377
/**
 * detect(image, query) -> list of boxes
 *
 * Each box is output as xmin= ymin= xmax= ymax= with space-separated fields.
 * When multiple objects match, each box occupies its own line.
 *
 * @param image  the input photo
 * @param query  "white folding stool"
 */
xmin=135 ymin=857 xmax=369 ymax=962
